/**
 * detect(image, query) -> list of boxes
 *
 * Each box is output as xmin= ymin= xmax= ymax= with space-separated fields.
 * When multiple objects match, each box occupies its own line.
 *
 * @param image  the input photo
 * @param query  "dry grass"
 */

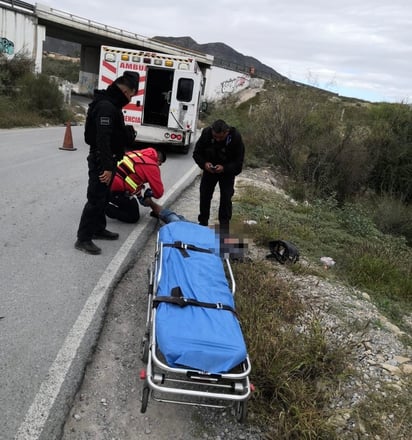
xmin=233 ymin=261 xmax=351 ymax=439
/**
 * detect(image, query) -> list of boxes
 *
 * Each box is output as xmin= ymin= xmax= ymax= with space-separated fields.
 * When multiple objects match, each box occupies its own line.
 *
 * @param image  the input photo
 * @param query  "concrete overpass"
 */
xmin=0 ymin=0 xmax=213 ymax=94
xmin=1 ymin=0 xmax=262 ymax=102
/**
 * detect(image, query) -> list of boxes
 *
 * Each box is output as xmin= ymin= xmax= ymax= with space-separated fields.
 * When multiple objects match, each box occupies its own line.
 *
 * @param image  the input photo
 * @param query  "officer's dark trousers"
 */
xmin=106 ymin=193 xmax=140 ymax=223
xmin=198 ymin=172 xmax=235 ymax=229
xmin=77 ymin=155 xmax=113 ymax=242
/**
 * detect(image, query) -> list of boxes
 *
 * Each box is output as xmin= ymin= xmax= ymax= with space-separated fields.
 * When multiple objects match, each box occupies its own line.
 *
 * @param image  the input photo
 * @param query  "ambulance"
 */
xmin=98 ymin=45 xmax=204 ymax=153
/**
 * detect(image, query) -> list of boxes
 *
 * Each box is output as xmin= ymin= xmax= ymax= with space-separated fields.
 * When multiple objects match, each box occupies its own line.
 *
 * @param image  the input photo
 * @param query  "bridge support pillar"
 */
xmin=78 ymin=45 xmax=100 ymax=95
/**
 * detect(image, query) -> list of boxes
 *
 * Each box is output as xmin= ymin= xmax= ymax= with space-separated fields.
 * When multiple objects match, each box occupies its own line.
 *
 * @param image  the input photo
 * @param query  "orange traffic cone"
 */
xmin=59 ymin=121 xmax=77 ymax=151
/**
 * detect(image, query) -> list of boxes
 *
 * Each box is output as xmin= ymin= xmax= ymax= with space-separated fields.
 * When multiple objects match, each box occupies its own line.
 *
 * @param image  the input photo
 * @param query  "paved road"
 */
xmin=0 ymin=126 xmax=198 ymax=440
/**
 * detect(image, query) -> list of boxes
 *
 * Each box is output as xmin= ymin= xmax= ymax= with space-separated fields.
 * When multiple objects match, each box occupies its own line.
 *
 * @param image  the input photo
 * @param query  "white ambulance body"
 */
xmin=98 ymin=45 xmax=204 ymax=153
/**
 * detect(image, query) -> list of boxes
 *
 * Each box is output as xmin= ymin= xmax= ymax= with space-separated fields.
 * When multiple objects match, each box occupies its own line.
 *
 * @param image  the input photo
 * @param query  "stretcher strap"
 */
xmin=163 ymin=241 xmax=213 ymax=258
xmin=153 ymin=286 xmax=238 ymax=317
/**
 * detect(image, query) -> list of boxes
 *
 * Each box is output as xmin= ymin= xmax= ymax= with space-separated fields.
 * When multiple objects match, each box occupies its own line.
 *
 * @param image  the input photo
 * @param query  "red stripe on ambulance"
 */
xmin=101 ymin=75 xmax=113 ymax=86
xmin=124 ymin=102 xmax=142 ymax=111
xmin=103 ymin=60 xmax=117 ymax=74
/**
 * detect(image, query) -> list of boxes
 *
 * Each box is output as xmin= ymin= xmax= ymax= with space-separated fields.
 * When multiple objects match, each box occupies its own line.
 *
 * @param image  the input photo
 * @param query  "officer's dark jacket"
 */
xmin=193 ymin=126 xmax=245 ymax=176
xmin=84 ymin=84 xmax=135 ymax=171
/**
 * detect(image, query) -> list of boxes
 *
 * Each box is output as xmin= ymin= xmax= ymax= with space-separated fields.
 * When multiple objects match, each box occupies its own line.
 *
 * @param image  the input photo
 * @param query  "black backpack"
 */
xmin=266 ymin=240 xmax=299 ymax=264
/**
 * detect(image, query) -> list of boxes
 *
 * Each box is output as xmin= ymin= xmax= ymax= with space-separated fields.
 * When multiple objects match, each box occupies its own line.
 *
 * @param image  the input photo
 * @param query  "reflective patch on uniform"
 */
xmin=100 ymin=117 xmax=111 ymax=126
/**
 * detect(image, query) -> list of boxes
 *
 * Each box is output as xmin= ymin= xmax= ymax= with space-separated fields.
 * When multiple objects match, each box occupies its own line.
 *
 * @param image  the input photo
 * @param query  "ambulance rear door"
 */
xmin=168 ymin=69 xmax=201 ymax=134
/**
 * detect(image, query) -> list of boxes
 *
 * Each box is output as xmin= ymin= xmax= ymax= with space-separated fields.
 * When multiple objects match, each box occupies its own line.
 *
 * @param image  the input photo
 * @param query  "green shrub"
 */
xmin=365 ymin=103 xmax=412 ymax=203
xmin=42 ymin=57 xmax=80 ymax=83
xmin=339 ymin=239 xmax=412 ymax=321
xmin=213 ymin=81 xmax=412 ymax=212
xmin=16 ymin=73 xmax=66 ymax=121
xmin=367 ymin=194 xmax=412 ymax=245
xmin=0 ymin=52 xmax=34 ymax=95
xmin=337 ymin=203 xmax=380 ymax=237
xmin=0 ymin=53 xmax=72 ymax=127
xmin=0 ymin=95 xmax=44 ymax=127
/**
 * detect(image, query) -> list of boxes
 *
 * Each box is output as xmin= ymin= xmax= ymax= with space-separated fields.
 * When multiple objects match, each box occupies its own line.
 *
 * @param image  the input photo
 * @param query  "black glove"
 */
xmin=144 ymin=188 xmax=153 ymax=199
xmin=137 ymin=194 xmax=147 ymax=206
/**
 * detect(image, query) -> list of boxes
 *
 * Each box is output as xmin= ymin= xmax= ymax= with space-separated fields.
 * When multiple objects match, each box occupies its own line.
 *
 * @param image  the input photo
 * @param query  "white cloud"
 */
xmin=42 ymin=0 xmax=412 ymax=103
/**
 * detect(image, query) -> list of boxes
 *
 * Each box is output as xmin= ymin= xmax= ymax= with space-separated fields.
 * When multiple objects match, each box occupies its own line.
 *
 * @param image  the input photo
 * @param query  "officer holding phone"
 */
xmin=193 ymin=119 xmax=245 ymax=232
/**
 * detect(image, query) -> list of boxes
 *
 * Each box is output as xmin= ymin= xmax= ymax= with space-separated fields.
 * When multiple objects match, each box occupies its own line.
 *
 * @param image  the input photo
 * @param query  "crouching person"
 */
xmin=106 ymin=147 xmax=166 ymax=223
xmin=106 ymin=191 xmax=140 ymax=223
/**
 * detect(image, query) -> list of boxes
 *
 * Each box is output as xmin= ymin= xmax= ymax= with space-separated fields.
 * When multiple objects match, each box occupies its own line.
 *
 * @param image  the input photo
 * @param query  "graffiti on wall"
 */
xmin=220 ymin=75 xmax=250 ymax=95
xmin=0 ymin=37 xmax=14 ymax=55
xmin=78 ymin=71 xmax=98 ymax=96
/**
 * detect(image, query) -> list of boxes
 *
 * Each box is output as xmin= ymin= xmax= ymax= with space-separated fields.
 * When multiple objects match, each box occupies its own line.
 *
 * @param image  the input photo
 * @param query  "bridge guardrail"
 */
xmin=35 ymin=4 xmax=149 ymax=42
xmin=34 ymin=4 xmax=213 ymax=65
xmin=0 ymin=0 xmax=34 ymax=13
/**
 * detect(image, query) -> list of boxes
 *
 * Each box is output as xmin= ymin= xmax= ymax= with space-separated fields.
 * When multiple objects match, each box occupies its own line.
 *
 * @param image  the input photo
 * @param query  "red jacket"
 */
xmin=110 ymin=148 xmax=164 ymax=198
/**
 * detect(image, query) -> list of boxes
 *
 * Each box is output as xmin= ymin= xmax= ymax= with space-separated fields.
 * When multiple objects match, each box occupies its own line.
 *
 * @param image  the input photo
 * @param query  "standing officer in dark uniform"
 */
xmin=193 ymin=119 xmax=245 ymax=232
xmin=75 ymin=71 xmax=139 ymax=255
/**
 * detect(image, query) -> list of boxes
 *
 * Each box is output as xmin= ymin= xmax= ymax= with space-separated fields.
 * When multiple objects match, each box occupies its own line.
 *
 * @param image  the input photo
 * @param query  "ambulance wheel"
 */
xmin=140 ymin=386 xmax=150 ymax=413
xmin=235 ymin=400 xmax=248 ymax=423
xmin=140 ymin=336 xmax=149 ymax=363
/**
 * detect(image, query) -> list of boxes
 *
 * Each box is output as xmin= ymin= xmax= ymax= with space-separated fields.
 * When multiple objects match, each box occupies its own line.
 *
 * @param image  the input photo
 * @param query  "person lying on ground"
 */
xmin=144 ymin=197 xmax=249 ymax=259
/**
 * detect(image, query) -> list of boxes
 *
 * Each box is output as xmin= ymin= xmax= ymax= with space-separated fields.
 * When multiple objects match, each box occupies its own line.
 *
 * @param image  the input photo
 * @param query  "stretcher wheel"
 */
xmin=235 ymin=400 xmax=248 ymax=423
xmin=140 ymin=386 xmax=150 ymax=413
xmin=140 ymin=336 xmax=149 ymax=363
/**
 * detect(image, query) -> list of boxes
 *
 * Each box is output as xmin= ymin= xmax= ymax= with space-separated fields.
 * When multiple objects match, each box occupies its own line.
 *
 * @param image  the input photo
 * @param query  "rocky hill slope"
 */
xmin=152 ymin=36 xmax=287 ymax=81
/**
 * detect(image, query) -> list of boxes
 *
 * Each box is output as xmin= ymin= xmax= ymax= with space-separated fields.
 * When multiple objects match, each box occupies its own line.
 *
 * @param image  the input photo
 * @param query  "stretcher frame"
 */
xmin=140 ymin=228 xmax=252 ymax=422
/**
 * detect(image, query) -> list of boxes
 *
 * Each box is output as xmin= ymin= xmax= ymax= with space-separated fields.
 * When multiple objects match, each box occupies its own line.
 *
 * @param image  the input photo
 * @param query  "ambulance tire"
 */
xmin=181 ymin=132 xmax=191 ymax=154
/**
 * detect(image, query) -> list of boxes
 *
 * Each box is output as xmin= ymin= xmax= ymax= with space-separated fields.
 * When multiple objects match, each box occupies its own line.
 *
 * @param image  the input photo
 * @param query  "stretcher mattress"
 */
xmin=155 ymin=222 xmax=247 ymax=374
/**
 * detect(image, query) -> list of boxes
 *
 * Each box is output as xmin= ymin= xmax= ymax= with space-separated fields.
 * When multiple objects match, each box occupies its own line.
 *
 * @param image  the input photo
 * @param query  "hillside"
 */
xmin=152 ymin=36 xmax=288 ymax=81
xmin=44 ymin=36 xmax=80 ymax=57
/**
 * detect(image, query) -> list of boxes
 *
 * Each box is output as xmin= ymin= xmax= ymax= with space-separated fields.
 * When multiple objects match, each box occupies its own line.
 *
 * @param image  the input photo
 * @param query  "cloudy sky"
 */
xmin=43 ymin=0 xmax=412 ymax=103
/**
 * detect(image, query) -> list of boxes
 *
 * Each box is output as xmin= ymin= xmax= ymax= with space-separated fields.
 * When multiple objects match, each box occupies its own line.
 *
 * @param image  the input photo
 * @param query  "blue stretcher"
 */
xmin=140 ymin=222 xmax=251 ymax=421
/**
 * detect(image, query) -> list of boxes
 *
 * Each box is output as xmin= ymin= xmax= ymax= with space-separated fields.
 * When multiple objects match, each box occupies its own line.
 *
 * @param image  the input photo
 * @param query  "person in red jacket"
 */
xmin=106 ymin=147 xmax=166 ymax=223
